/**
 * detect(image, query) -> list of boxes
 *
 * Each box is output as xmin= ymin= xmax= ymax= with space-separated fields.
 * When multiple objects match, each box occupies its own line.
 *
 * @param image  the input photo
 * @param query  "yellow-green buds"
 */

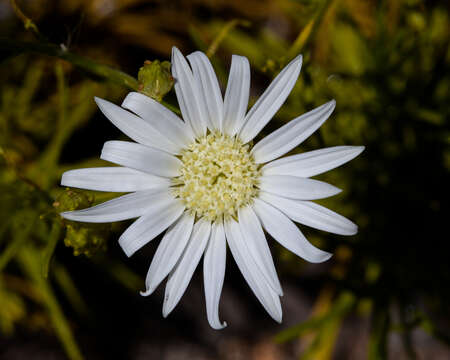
xmin=55 ymin=189 xmax=108 ymax=256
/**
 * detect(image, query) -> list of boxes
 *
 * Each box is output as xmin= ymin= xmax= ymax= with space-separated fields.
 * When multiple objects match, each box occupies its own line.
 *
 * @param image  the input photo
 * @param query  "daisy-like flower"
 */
xmin=61 ymin=47 xmax=364 ymax=329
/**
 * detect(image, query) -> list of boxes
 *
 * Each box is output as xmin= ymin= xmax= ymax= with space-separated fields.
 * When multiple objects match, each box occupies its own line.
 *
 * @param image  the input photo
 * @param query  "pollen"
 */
xmin=172 ymin=132 xmax=260 ymax=221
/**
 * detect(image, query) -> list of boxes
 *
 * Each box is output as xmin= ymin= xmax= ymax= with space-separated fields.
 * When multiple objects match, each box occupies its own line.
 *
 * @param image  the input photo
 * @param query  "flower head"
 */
xmin=61 ymin=47 xmax=364 ymax=329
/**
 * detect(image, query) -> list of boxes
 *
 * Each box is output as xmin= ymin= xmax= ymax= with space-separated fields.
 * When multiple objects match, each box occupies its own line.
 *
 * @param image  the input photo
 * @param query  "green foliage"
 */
xmin=0 ymin=51 xmax=126 ymax=358
xmin=274 ymin=291 xmax=355 ymax=344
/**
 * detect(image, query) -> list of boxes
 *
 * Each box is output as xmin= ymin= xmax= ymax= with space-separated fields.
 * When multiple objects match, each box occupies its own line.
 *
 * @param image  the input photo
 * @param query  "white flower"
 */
xmin=60 ymin=47 xmax=364 ymax=329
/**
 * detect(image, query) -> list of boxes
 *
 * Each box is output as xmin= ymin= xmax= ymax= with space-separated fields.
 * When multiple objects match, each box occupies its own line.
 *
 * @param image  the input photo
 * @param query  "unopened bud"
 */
xmin=53 ymin=188 xmax=93 ymax=212
xmin=137 ymin=60 xmax=174 ymax=102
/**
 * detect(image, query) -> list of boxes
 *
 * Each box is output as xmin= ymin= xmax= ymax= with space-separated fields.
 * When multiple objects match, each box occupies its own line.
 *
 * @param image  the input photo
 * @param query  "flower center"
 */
xmin=172 ymin=131 xmax=260 ymax=221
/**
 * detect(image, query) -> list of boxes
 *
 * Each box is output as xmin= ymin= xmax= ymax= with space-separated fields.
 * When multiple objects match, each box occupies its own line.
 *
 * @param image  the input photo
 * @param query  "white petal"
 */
xmin=60 ymin=190 xmax=161 ymax=223
xmin=238 ymin=206 xmax=283 ymax=296
xmin=258 ymin=175 xmax=341 ymax=200
xmin=100 ymin=141 xmax=181 ymax=178
xmin=239 ymin=55 xmax=302 ymax=143
xmin=163 ymin=218 xmax=211 ymax=317
xmin=262 ymin=146 xmax=365 ymax=177
xmin=61 ymin=167 xmax=170 ymax=192
xmin=187 ymin=52 xmax=223 ymax=131
xmin=118 ymin=195 xmax=185 ymax=257
xmin=224 ymin=219 xmax=282 ymax=322
xmin=122 ymin=92 xmax=194 ymax=148
xmin=223 ymin=55 xmax=250 ymax=136
xmin=203 ymin=220 xmax=227 ymax=329
xmin=253 ymin=198 xmax=332 ymax=263
xmin=171 ymin=47 xmax=208 ymax=138
xmin=95 ymin=97 xmax=179 ymax=154
xmin=251 ymin=100 xmax=336 ymax=163
xmin=260 ymin=192 xmax=358 ymax=236
xmin=141 ymin=212 xmax=194 ymax=296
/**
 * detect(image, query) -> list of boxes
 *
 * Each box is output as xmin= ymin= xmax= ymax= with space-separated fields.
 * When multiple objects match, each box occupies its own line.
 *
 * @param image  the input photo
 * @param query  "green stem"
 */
xmin=1 ymin=39 xmax=180 ymax=113
xmin=53 ymin=264 xmax=89 ymax=317
xmin=0 ymin=39 xmax=139 ymax=90
xmin=41 ymin=221 xmax=62 ymax=278
xmin=18 ymin=246 xmax=84 ymax=360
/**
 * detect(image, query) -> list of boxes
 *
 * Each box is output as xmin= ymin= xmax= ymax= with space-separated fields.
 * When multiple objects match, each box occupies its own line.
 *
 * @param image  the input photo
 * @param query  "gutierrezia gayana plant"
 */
xmin=61 ymin=47 xmax=364 ymax=329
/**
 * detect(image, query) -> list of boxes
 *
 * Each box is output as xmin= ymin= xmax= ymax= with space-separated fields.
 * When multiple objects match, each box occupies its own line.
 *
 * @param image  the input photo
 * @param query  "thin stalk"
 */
xmin=0 ymin=39 xmax=139 ymax=90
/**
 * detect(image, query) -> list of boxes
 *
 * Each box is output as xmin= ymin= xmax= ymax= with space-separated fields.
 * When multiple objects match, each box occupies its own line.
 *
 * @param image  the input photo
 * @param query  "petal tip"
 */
xmin=140 ymin=288 xmax=153 ymax=297
xmin=118 ymin=237 xmax=134 ymax=258
xmin=274 ymin=312 xmax=283 ymax=323
xmin=59 ymin=211 xmax=72 ymax=219
xmin=294 ymin=54 xmax=303 ymax=65
xmin=324 ymin=252 xmax=333 ymax=261
xmin=162 ymin=303 xmax=173 ymax=318
xmin=212 ymin=321 xmax=227 ymax=330
xmin=345 ymin=223 xmax=359 ymax=236
xmin=94 ymin=96 xmax=105 ymax=107
xmin=60 ymin=173 xmax=69 ymax=186
xmin=190 ymin=50 xmax=205 ymax=58
xmin=121 ymin=92 xmax=135 ymax=107
xmin=171 ymin=46 xmax=182 ymax=60
xmin=312 ymin=252 xmax=333 ymax=263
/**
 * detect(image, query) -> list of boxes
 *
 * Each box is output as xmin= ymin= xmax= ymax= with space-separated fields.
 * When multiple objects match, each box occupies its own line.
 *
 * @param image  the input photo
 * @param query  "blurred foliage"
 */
xmin=0 ymin=0 xmax=449 ymax=359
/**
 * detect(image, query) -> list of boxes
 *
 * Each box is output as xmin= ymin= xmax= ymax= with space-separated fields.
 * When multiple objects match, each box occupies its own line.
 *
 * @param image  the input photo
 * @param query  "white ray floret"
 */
xmin=225 ymin=218 xmax=283 ymax=322
xmin=163 ymin=218 xmax=211 ymax=317
xmin=60 ymin=47 xmax=363 ymax=329
xmin=252 ymin=198 xmax=332 ymax=263
xmin=203 ymin=220 xmax=227 ymax=329
xmin=95 ymin=97 xmax=181 ymax=154
xmin=121 ymin=92 xmax=194 ymax=147
xmin=141 ymin=212 xmax=194 ymax=297
xmin=239 ymin=55 xmax=303 ymax=143
xmin=223 ymin=55 xmax=250 ymax=136
xmin=251 ymin=100 xmax=336 ymax=163
xmin=100 ymin=140 xmax=182 ymax=177
xmin=61 ymin=167 xmax=170 ymax=192
xmin=187 ymin=51 xmax=224 ymax=131
xmin=258 ymin=175 xmax=341 ymax=200
xmin=261 ymin=145 xmax=365 ymax=177
xmin=118 ymin=196 xmax=185 ymax=257
xmin=238 ymin=206 xmax=283 ymax=296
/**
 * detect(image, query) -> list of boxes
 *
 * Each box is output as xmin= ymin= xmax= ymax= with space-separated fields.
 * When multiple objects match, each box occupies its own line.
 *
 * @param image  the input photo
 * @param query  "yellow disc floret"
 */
xmin=172 ymin=131 xmax=260 ymax=221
